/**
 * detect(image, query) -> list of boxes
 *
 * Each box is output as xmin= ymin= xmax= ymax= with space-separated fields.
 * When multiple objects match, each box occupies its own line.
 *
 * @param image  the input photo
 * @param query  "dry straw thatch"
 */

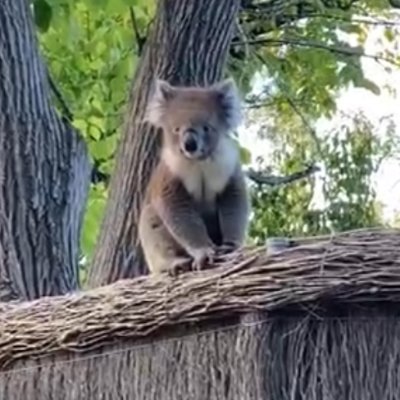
xmin=2 ymin=227 xmax=400 ymax=399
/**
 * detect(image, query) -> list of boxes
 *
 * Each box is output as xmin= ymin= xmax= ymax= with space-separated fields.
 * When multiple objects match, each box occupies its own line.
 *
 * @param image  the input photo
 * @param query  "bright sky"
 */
xmin=239 ymin=15 xmax=400 ymax=224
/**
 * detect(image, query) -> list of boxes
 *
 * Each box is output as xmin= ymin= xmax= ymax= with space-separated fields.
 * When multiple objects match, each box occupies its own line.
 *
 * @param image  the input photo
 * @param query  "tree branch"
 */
xmin=246 ymin=164 xmax=320 ymax=186
xmin=254 ymin=51 xmax=323 ymax=155
xmin=306 ymin=13 xmax=400 ymax=27
xmin=232 ymin=38 xmax=400 ymax=67
xmin=242 ymin=0 xmax=359 ymax=12
xmin=240 ymin=0 xmax=362 ymax=30
xmin=244 ymin=100 xmax=276 ymax=109
xmin=47 ymin=71 xmax=73 ymax=122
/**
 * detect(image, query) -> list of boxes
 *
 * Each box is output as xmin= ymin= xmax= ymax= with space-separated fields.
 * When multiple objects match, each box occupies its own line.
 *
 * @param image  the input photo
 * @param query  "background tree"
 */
xmin=249 ymin=111 xmax=396 ymax=242
xmin=0 ymin=0 xmax=90 ymax=301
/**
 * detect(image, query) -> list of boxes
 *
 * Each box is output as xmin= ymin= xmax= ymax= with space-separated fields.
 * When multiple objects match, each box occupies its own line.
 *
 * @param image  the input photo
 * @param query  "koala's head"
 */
xmin=144 ymin=79 xmax=242 ymax=161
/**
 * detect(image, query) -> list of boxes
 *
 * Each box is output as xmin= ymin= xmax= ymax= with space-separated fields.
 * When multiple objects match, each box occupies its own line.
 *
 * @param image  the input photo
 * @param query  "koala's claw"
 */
xmin=191 ymin=247 xmax=215 ymax=271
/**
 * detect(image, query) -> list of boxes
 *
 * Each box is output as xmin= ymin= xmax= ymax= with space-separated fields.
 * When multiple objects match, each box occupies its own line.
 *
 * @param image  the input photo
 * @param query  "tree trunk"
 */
xmin=0 ymin=0 xmax=90 ymax=301
xmin=88 ymin=0 xmax=241 ymax=287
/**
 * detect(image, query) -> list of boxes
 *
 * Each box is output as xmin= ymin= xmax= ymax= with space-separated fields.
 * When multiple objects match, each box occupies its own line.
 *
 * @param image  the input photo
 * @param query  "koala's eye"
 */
xmin=203 ymin=125 xmax=209 ymax=133
xmin=174 ymin=127 xmax=180 ymax=133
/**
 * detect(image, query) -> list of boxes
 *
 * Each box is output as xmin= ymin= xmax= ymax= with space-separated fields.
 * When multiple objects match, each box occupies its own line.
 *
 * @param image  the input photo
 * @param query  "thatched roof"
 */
xmin=2 ymin=227 xmax=400 ymax=399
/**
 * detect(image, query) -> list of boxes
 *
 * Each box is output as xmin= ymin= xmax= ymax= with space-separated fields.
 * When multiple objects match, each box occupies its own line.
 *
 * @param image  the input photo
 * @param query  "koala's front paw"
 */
xmin=190 ymin=247 xmax=215 ymax=271
xmin=167 ymin=257 xmax=192 ymax=277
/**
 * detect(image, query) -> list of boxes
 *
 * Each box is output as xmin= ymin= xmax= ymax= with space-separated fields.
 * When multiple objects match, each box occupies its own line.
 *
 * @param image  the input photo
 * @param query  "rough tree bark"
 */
xmin=0 ymin=0 xmax=90 ymax=301
xmin=88 ymin=0 xmax=241 ymax=287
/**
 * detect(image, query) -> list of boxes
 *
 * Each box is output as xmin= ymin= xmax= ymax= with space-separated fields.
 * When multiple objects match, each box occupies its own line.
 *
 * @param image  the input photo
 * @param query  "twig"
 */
xmin=253 ymin=51 xmax=323 ymax=155
xmin=246 ymin=164 xmax=320 ymax=186
xmin=234 ymin=18 xmax=250 ymax=59
xmin=307 ymin=13 xmax=400 ymax=27
xmin=240 ymin=0 xmax=366 ymax=30
xmin=47 ymin=72 xmax=73 ymax=122
xmin=232 ymin=38 xmax=400 ymax=68
xmin=242 ymin=0 xmax=359 ymax=13
xmin=129 ymin=6 xmax=146 ymax=55
xmin=279 ymin=89 xmax=322 ymax=155
xmin=244 ymin=100 xmax=276 ymax=109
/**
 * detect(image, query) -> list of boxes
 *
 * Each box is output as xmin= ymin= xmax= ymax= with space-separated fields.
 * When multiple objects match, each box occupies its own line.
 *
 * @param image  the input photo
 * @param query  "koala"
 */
xmin=138 ymin=78 xmax=250 ymax=275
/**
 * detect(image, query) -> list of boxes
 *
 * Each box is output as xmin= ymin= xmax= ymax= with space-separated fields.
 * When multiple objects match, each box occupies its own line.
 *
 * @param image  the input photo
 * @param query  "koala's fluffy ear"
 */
xmin=212 ymin=78 xmax=243 ymax=131
xmin=144 ymin=79 xmax=176 ymax=127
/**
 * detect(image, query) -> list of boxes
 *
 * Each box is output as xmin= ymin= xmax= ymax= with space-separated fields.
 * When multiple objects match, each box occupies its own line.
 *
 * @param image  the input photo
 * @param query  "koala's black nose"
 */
xmin=184 ymin=135 xmax=198 ymax=153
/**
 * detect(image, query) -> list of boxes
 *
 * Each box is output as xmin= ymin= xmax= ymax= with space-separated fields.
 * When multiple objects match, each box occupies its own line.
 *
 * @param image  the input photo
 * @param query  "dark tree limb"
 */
xmin=233 ymin=0 xmax=399 ymax=63
xmin=233 ymin=38 xmax=400 ymax=67
xmin=239 ymin=0 xmax=362 ymax=32
xmin=306 ymin=13 xmax=400 ymax=27
xmin=241 ymin=0 xmax=358 ymax=12
xmin=246 ymin=164 xmax=320 ymax=186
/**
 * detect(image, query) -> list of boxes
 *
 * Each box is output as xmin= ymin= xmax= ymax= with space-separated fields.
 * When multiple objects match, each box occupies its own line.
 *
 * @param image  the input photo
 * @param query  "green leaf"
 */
xmin=80 ymin=184 xmax=107 ymax=259
xmin=89 ymin=135 xmax=117 ymax=160
xmin=122 ymin=0 xmax=138 ymax=5
xmin=384 ymin=27 xmax=395 ymax=43
xmin=340 ymin=24 xmax=362 ymax=35
xmin=358 ymin=78 xmax=381 ymax=96
xmin=240 ymin=146 xmax=252 ymax=165
xmin=90 ymin=106 xmax=104 ymax=119
xmin=86 ymin=0 xmax=108 ymax=7
xmin=33 ymin=0 xmax=53 ymax=32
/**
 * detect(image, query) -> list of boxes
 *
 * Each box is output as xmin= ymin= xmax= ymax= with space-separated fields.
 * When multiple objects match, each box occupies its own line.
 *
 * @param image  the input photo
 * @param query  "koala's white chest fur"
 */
xmin=162 ymin=136 xmax=239 ymax=204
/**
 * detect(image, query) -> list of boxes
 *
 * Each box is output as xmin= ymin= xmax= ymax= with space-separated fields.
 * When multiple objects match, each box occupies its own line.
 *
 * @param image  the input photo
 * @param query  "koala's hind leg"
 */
xmin=139 ymin=203 xmax=191 ymax=275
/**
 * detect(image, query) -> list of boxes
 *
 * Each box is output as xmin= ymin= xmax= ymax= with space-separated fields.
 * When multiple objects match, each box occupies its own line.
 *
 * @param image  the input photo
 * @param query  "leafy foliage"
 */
xmin=248 ymin=111 xmax=395 ymax=243
xmin=234 ymin=1 xmax=399 ymax=242
xmin=33 ymin=0 xmax=154 ymax=258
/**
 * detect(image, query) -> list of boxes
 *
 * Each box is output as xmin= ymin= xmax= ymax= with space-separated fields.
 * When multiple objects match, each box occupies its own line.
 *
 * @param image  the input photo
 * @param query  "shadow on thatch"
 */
xmin=1 ymin=227 xmax=400 ymax=399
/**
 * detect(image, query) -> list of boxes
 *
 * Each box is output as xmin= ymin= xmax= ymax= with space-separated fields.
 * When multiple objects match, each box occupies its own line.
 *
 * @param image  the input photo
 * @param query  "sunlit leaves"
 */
xmin=89 ymin=134 xmax=118 ymax=162
xmin=235 ymin=1 xmax=397 ymax=127
xmin=35 ymin=0 xmax=153 ymax=259
xmin=234 ymin=1 xmax=398 ymax=242
xmin=384 ymin=27 xmax=396 ymax=42
xmin=80 ymin=183 xmax=108 ymax=260
xmin=320 ymin=115 xmax=384 ymax=231
xmin=247 ymin=111 xmax=394 ymax=243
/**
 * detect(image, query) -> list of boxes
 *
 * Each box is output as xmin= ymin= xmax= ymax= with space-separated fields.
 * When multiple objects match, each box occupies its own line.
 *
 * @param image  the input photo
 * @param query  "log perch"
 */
xmin=2 ymin=227 xmax=400 ymax=399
